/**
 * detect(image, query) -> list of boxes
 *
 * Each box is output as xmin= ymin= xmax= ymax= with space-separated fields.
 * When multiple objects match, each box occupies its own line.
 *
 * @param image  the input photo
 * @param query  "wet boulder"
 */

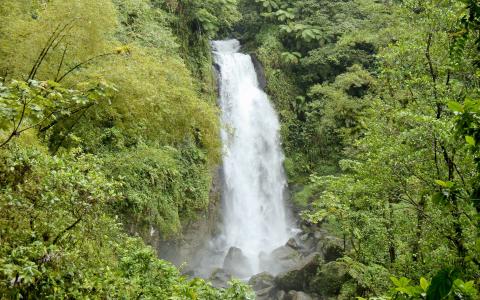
xmin=313 ymin=230 xmax=325 ymax=240
xmin=276 ymin=290 xmax=287 ymax=300
xmin=223 ymin=247 xmax=252 ymax=278
xmin=298 ymin=233 xmax=310 ymax=242
xmin=285 ymin=290 xmax=314 ymax=300
xmin=261 ymin=245 xmax=303 ymax=274
xmin=286 ymin=237 xmax=301 ymax=250
xmin=296 ymin=233 xmax=316 ymax=253
xmin=274 ymin=252 xmax=322 ymax=292
xmin=209 ymin=268 xmax=232 ymax=289
xmin=248 ymin=272 xmax=277 ymax=299
xmin=315 ymin=236 xmax=344 ymax=262
xmin=309 ymin=261 xmax=350 ymax=297
xmin=255 ymin=286 xmax=277 ymax=300
xmin=249 ymin=272 xmax=275 ymax=291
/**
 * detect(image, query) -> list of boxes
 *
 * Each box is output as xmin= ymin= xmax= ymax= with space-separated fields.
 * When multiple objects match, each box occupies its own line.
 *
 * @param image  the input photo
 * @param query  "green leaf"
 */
xmin=447 ymin=101 xmax=464 ymax=113
xmin=465 ymin=135 xmax=475 ymax=146
xmin=420 ymin=277 xmax=429 ymax=291
xmin=390 ymin=276 xmax=401 ymax=287
xmin=434 ymin=180 xmax=454 ymax=188
xmin=454 ymin=279 xmax=478 ymax=297
xmin=427 ymin=269 xmax=453 ymax=300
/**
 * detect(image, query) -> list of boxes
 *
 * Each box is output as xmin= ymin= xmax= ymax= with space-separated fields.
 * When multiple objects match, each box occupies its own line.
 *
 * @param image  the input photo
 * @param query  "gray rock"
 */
xmin=274 ymin=252 xmax=322 ymax=292
xmin=271 ymin=245 xmax=298 ymax=259
xmin=286 ymin=291 xmax=314 ymax=300
xmin=310 ymin=261 xmax=350 ymax=297
xmin=223 ymin=247 xmax=252 ymax=278
xmin=251 ymin=53 xmax=267 ymax=90
xmin=287 ymin=237 xmax=301 ymax=250
xmin=209 ymin=268 xmax=232 ymax=289
xmin=297 ymin=235 xmax=317 ymax=254
xmin=181 ymin=269 xmax=196 ymax=277
xmin=255 ymin=286 xmax=277 ymax=300
xmin=300 ymin=224 xmax=310 ymax=232
xmin=299 ymin=233 xmax=310 ymax=242
xmin=262 ymin=245 xmax=303 ymax=274
xmin=315 ymin=236 xmax=343 ymax=262
xmin=276 ymin=290 xmax=287 ymax=300
xmin=313 ymin=231 xmax=323 ymax=240
xmin=312 ymin=228 xmax=331 ymax=241
xmin=248 ymin=272 xmax=275 ymax=291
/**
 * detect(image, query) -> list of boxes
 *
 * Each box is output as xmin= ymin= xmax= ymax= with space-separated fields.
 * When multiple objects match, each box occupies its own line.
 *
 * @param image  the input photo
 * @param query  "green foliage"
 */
xmin=241 ymin=0 xmax=480 ymax=298
xmin=426 ymin=270 xmax=453 ymax=300
xmin=340 ymin=256 xmax=391 ymax=297
xmin=0 ymin=0 xmax=222 ymax=241
xmin=0 ymin=0 xmax=256 ymax=298
xmin=0 ymin=145 xmax=117 ymax=297
xmin=0 ymin=0 xmax=118 ymax=82
xmin=67 ymin=44 xmax=221 ymax=160
xmin=238 ymin=0 xmax=386 ymax=181
xmin=104 ymin=144 xmax=212 ymax=236
xmin=255 ymin=0 xmax=280 ymax=13
xmin=451 ymin=98 xmax=480 ymax=165
xmin=390 ymin=276 xmax=423 ymax=298
xmin=179 ymin=0 xmax=241 ymax=38
xmin=280 ymin=51 xmax=301 ymax=64
xmin=157 ymin=0 xmax=241 ymax=83
xmin=455 ymin=0 xmax=480 ymax=56
xmin=0 ymin=79 xmax=114 ymax=148
xmin=279 ymin=23 xmax=322 ymax=43
xmin=0 ymin=141 xmax=252 ymax=300
xmin=376 ymin=271 xmax=478 ymax=300
xmin=114 ymin=0 xmax=178 ymax=53
xmin=3 ymin=0 xmax=480 ymax=298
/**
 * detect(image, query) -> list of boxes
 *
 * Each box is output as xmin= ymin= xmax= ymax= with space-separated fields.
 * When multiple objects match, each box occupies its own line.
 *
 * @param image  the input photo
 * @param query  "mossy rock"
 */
xmin=274 ymin=252 xmax=322 ymax=292
xmin=209 ymin=268 xmax=232 ymax=289
xmin=315 ymin=236 xmax=344 ymax=263
xmin=309 ymin=261 xmax=350 ymax=297
xmin=249 ymin=272 xmax=275 ymax=291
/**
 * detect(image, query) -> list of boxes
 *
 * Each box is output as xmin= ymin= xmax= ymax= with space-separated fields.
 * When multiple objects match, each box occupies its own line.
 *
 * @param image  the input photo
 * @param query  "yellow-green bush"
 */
xmin=0 ymin=0 xmax=250 ymax=298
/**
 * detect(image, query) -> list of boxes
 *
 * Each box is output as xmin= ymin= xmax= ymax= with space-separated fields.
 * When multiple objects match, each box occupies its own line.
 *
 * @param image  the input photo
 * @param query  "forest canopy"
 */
xmin=236 ymin=0 xmax=480 ymax=298
xmin=0 ymin=0 xmax=254 ymax=298
xmin=1 ymin=0 xmax=480 ymax=299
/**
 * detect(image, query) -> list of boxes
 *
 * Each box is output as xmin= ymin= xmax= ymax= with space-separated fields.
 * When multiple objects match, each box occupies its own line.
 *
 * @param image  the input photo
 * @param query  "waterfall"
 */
xmin=210 ymin=39 xmax=291 ymax=277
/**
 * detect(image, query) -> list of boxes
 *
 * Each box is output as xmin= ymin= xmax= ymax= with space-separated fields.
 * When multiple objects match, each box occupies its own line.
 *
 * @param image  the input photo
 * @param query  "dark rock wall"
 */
xmin=251 ymin=53 xmax=267 ymax=90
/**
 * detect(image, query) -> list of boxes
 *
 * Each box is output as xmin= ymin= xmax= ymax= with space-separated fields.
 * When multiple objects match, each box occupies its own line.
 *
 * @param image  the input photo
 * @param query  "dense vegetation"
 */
xmin=0 ymin=0 xmax=255 ymax=298
xmin=1 ymin=0 xmax=480 ymax=299
xmin=237 ymin=0 xmax=480 ymax=298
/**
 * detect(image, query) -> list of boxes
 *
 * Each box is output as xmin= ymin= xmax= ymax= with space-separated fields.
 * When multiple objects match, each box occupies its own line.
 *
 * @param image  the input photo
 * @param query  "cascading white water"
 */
xmin=211 ymin=39 xmax=291 ymax=277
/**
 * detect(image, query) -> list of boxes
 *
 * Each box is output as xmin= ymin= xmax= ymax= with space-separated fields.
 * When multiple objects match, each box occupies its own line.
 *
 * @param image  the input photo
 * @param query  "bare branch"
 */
xmin=39 ymin=103 xmax=94 ymax=133
xmin=27 ymin=23 xmax=63 ymax=81
xmin=28 ymin=20 xmax=76 ymax=81
xmin=52 ymin=214 xmax=84 ymax=245
xmin=57 ymin=52 xmax=115 ymax=83
xmin=55 ymin=44 xmax=69 ymax=82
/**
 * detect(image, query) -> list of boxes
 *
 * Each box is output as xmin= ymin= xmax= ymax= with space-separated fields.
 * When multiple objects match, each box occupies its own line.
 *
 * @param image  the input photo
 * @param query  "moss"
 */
xmin=310 ymin=261 xmax=350 ymax=296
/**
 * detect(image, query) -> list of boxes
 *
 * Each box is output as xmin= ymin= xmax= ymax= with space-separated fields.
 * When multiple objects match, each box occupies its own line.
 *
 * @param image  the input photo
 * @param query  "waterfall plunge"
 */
xmin=211 ymin=39 xmax=291 ymax=277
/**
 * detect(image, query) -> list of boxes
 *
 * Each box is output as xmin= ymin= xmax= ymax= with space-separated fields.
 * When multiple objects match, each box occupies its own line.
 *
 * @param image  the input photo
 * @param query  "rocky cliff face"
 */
xmin=159 ymin=167 xmax=223 ymax=267
xmin=124 ymin=167 xmax=223 ymax=269
xmin=251 ymin=53 xmax=267 ymax=90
